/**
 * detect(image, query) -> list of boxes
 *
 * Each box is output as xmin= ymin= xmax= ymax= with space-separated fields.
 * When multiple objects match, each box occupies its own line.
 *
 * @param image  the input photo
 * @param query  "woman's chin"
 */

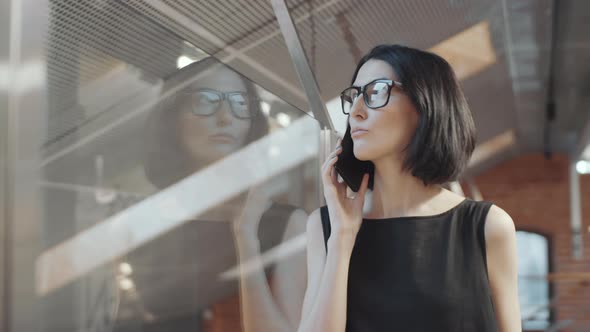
xmin=352 ymin=148 xmax=373 ymax=161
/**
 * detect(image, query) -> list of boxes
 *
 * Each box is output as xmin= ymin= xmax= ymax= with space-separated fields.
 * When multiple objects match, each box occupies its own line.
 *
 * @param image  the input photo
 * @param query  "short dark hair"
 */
xmin=144 ymin=57 xmax=269 ymax=189
xmin=349 ymin=44 xmax=476 ymax=186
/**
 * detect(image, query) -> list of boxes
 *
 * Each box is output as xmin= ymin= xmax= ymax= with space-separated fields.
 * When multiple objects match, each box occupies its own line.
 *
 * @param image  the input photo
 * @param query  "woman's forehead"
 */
xmin=187 ymin=67 xmax=247 ymax=91
xmin=353 ymin=59 xmax=398 ymax=86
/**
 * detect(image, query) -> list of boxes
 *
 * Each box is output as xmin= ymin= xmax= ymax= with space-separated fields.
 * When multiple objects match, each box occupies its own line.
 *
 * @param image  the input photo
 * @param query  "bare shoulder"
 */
xmin=297 ymin=207 xmax=328 ymax=322
xmin=482 ymin=204 xmax=522 ymax=331
xmin=267 ymin=206 xmax=308 ymax=243
xmin=284 ymin=207 xmax=309 ymax=233
xmin=283 ymin=207 xmax=324 ymax=249
xmin=288 ymin=207 xmax=309 ymax=221
xmin=484 ymin=204 xmax=516 ymax=242
xmin=306 ymin=207 xmax=324 ymax=237
xmin=304 ymin=207 xmax=327 ymax=254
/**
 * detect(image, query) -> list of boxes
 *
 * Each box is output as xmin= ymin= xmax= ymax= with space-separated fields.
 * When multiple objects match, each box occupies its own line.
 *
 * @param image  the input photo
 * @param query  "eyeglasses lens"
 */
xmin=365 ymin=81 xmax=389 ymax=108
xmin=341 ymin=88 xmax=359 ymax=114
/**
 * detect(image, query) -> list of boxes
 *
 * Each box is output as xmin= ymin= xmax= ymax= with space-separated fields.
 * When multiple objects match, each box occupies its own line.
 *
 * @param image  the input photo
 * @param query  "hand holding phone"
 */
xmin=334 ymin=124 xmax=375 ymax=192
xmin=321 ymin=136 xmax=371 ymax=239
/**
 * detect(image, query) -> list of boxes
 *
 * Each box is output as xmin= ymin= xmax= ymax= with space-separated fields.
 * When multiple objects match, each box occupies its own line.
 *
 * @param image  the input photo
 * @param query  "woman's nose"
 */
xmin=215 ymin=101 xmax=233 ymax=125
xmin=349 ymin=97 xmax=367 ymax=119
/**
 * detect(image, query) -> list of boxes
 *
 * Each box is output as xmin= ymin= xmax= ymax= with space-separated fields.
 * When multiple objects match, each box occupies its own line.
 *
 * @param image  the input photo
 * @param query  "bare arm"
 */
xmin=297 ymin=208 xmax=355 ymax=332
xmin=233 ymin=208 xmax=308 ymax=332
xmin=298 ymin=209 xmax=326 ymax=323
xmin=269 ymin=208 xmax=308 ymax=329
xmin=485 ymin=205 xmax=522 ymax=332
xmin=296 ymin=136 xmax=369 ymax=332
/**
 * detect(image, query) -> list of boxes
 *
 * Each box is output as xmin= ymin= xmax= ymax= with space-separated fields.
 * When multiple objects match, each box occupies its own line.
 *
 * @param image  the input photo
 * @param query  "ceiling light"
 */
xmin=118 ymin=277 xmax=134 ymax=291
xmin=119 ymin=262 xmax=133 ymax=276
xmin=576 ymin=160 xmax=590 ymax=174
xmin=177 ymin=55 xmax=196 ymax=69
xmin=276 ymin=112 xmax=291 ymax=127
xmin=177 ymin=41 xmax=209 ymax=69
xmin=260 ymin=101 xmax=271 ymax=115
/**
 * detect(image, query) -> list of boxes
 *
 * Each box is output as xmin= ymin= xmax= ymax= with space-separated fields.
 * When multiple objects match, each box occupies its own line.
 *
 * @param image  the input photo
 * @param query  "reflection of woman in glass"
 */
xmin=299 ymin=44 xmax=521 ymax=331
xmin=119 ymin=57 xmax=307 ymax=332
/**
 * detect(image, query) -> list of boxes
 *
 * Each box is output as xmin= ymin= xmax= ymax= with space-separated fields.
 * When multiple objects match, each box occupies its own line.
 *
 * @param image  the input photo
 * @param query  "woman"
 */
xmin=298 ymin=45 xmax=521 ymax=331
xmin=115 ymin=57 xmax=307 ymax=331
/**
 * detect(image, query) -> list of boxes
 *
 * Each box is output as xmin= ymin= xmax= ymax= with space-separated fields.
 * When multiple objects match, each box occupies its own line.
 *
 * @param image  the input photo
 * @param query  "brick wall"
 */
xmin=473 ymin=153 xmax=590 ymax=332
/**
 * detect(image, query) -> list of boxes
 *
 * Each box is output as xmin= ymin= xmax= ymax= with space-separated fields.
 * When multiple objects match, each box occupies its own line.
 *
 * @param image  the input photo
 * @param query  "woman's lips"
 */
xmin=208 ymin=134 xmax=236 ymax=143
xmin=351 ymin=130 xmax=368 ymax=138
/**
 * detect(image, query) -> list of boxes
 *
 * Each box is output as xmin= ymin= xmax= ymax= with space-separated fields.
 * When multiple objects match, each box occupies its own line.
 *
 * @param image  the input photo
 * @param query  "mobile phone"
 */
xmin=334 ymin=123 xmax=375 ymax=192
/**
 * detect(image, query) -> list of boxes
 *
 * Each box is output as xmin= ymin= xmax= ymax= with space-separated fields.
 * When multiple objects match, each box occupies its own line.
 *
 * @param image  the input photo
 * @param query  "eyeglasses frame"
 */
xmin=180 ymin=88 xmax=258 ymax=119
xmin=339 ymin=79 xmax=403 ymax=115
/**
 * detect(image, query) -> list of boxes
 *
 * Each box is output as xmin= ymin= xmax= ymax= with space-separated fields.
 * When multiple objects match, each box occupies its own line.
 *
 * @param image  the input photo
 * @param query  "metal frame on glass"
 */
xmin=270 ymin=0 xmax=334 ymax=131
xmin=271 ymin=0 xmax=338 ymax=207
xmin=2 ymin=1 xmax=47 ymax=331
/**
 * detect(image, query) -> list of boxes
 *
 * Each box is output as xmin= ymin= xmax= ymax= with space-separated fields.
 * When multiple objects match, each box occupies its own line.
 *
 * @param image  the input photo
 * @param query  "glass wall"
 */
xmin=5 ymin=1 xmax=322 ymax=331
xmin=5 ymin=0 xmax=589 ymax=331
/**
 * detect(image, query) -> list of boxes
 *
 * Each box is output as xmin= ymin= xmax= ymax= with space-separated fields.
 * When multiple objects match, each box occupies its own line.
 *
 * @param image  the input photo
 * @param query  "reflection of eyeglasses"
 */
xmin=181 ymin=89 xmax=256 ymax=119
xmin=340 ymin=79 xmax=403 ymax=115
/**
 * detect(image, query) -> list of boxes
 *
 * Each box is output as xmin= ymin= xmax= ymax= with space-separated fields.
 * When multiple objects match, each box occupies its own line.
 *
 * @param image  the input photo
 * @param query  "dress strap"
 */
xmin=319 ymin=205 xmax=331 ymax=253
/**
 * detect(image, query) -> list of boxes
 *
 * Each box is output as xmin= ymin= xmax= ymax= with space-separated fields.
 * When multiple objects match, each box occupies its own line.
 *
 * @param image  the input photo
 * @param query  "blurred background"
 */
xmin=1 ymin=0 xmax=589 ymax=331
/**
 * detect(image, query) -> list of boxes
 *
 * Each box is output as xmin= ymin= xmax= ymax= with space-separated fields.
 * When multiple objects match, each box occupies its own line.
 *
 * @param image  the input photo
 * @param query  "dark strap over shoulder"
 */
xmin=319 ymin=205 xmax=331 ymax=253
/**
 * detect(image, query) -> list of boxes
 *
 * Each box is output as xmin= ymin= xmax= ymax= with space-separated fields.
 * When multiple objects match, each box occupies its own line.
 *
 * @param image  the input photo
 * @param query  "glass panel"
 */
xmin=11 ymin=1 xmax=577 ymax=331
xmin=31 ymin=1 xmax=322 ymax=331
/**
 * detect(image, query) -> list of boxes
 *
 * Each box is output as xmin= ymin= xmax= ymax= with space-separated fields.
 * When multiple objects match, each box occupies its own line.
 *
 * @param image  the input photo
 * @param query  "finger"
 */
xmin=332 ymin=137 xmax=343 ymax=178
xmin=330 ymin=144 xmax=343 ymax=157
xmin=333 ymin=136 xmax=342 ymax=150
xmin=335 ymin=137 xmax=342 ymax=151
xmin=322 ymin=153 xmax=340 ymax=185
xmin=322 ymin=145 xmax=342 ymax=165
xmin=330 ymin=156 xmax=339 ymax=183
xmin=331 ymin=166 xmax=347 ymax=200
xmin=321 ymin=151 xmax=338 ymax=175
xmin=321 ymin=148 xmax=342 ymax=176
xmin=321 ymin=140 xmax=344 ymax=193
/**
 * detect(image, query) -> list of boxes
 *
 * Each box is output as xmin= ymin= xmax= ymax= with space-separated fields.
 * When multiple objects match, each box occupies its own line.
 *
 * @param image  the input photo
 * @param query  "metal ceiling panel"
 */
xmin=42 ymin=0 xmax=590 ymax=172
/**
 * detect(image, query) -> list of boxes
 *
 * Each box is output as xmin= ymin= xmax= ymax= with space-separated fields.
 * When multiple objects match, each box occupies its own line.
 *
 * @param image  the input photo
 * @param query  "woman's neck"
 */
xmin=366 ymin=157 xmax=444 ymax=219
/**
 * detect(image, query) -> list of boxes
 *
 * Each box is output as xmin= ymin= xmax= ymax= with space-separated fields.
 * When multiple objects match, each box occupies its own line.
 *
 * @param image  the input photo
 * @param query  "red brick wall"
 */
xmin=472 ymin=153 xmax=590 ymax=332
xmin=203 ymin=275 xmax=277 ymax=332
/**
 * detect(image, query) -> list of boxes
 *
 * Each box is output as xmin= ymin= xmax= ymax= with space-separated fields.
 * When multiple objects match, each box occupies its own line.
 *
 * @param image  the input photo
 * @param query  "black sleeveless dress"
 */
xmin=319 ymin=198 xmax=498 ymax=332
xmin=114 ymin=201 xmax=297 ymax=331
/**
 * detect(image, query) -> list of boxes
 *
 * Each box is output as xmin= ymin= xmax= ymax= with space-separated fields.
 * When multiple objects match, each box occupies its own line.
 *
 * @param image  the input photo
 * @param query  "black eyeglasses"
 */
xmin=180 ymin=88 xmax=256 ymax=119
xmin=340 ymin=79 xmax=403 ymax=115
